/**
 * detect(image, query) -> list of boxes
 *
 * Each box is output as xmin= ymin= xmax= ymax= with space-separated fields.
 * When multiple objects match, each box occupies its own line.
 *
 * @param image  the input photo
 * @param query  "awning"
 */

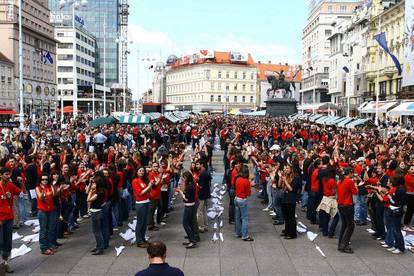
xmin=164 ymin=113 xmax=180 ymax=123
xmin=387 ymin=102 xmax=414 ymax=116
xmin=360 ymin=101 xmax=398 ymax=114
xmin=337 ymin=117 xmax=355 ymax=127
xmin=89 ymin=116 xmax=118 ymax=128
xmin=119 ymin=115 xmax=150 ymax=124
xmin=324 ymin=116 xmax=340 ymax=125
xmin=0 ymin=109 xmax=17 ymax=115
xmin=346 ymin=118 xmax=372 ymax=128
xmin=144 ymin=112 xmax=162 ymax=120
xmin=242 ymin=110 xmax=266 ymax=116
xmin=357 ymin=101 xmax=369 ymax=111
xmin=315 ymin=116 xmax=331 ymax=124
xmin=308 ymin=114 xmax=324 ymax=122
xmin=298 ymin=103 xmax=338 ymax=111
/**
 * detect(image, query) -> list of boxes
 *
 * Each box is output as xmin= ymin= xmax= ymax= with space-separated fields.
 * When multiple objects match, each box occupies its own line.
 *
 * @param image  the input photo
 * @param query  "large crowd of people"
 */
xmin=0 ymin=113 xmax=414 ymax=273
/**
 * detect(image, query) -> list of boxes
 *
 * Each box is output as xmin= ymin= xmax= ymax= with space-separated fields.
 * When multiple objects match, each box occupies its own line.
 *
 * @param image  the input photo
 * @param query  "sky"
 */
xmin=127 ymin=0 xmax=308 ymax=100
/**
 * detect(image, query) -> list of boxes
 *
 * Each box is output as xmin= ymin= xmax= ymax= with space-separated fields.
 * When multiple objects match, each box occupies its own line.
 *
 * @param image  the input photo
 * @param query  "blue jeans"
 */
xmin=91 ymin=210 xmax=105 ymax=251
xmin=112 ymin=202 xmax=120 ymax=228
xmin=235 ymin=198 xmax=249 ymax=239
xmin=391 ymin=214 xmax=404 ymax=252
xmin=18 ymin=197 xmax=28 ymax=223
xmin=102 ymin=202 xmax=110 ymax=248
xmin=301 ymin=181 xmax=308 ymax=208
xmin=38 ymin=210 xmax=57 ymax=252
xmin=0 ymin=220 xmax=13 ymax=259
xmin=68 ymin=193 xmax=76 ymax=231
xmin=266 ymin=180 xmax=273 ymax=209
xmin=135 ymin=202 xmax=150 ymax=244
xmin=384 ymin=208 xmax=395 ymax=247
xmin=272 ymin=188 xmax=284 ymax=223
xmin=354 ymin=195 xmax=368 ymax=224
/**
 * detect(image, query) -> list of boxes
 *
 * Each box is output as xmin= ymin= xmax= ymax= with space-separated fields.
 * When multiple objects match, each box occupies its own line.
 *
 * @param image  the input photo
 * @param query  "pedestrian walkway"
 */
xmin=9 ymin=150 xmax=414 ymax=275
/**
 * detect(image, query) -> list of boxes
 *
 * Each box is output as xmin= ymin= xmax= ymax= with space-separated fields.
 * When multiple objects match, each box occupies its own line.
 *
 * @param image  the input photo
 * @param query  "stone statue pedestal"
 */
xmin=265 ymin=98 xmax=297 ymax=117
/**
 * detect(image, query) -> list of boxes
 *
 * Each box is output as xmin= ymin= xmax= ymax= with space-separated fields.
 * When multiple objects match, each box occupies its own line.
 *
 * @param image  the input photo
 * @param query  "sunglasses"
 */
xmin=41 ymin=178 xmax=48 ymax=181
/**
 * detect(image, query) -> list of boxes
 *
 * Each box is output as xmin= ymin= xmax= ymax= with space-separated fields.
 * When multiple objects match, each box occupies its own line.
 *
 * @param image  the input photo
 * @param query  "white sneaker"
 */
xmin=380 ymin=241 xmax=386 ymax=245
xmin=269 ymin=212 xmax=276 ymax=216
xmin=262 ymin=208 xmax=270 ymax=212
xmin=160 ymin=222 xmax=166 ymax=226
xmin=381 ymin=244 xmax=390 ymax=248
xmin=387 ymin=247 xmax=396 ymax=251
xmin=391 ymin=249 xmax=402 ymax=254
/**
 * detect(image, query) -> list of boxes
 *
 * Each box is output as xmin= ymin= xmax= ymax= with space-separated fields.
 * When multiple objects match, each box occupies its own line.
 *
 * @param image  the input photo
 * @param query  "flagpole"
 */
xmin=103 ymin=17 xmax=107 ymax=116
xmin=375 ymin=14 xmax=381 ymax=126
xmin=72 ymin=3 xmax=78 ymax=119
xmin=18 ymin=0 xmax=24 ymax=129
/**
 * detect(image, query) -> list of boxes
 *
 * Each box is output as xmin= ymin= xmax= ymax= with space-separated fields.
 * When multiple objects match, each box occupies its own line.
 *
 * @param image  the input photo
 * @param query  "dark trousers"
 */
xmin=338 ymin=205 xmax=355 ymax=250
xmin=147 ymin=199 xmax=158 ymax=227
xmin=192 ymin=201 xmax=200 ymax=241
xmin=91 ymin=210 xmax=105 ymax=251
xmin=0 ymin=220 xmax=13 ymax=259
xmin=307 ymin=192 xmax=322 ymax=224
xmin=369 ymin=197 xmax=377 ymax=231
xmin=281 ymin=203 xmax=297 ymax=238
xmin=38 ymin=210 xmax=56 ymax=252
xmin=183 ymin=205 xmax=198 ymax=243
xmin=76 ymin=190 xmax=88 ymax=217
xmin=102 ymin=202 xmax=111 ymax=248
xmin=135 ymin=202 xmax=149 ymax=244
xmin=29 ymin=193 xmax=38 ymax=216
xmin=375 ymin=201 xmax=385 ymax=238
xmin=157 ymin=191 xmax=169 ymax=224
xmin=228 ymin=188 xmax=235 ymax=222
xmin=320 ymin=210 xmax=339 ymax=236
xmin=403 ymin=194 xmax=414 ymax=225
xmin=192 ymin=138 xmax=199 ymax=150
xmin=392 ymin=215 xmax=405 ymax=251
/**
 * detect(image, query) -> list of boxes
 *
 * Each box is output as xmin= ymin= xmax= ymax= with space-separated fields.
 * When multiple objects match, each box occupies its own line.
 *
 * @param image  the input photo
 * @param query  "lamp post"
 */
xmin=59 ymin=0 xmax=88 ymax=119
xmin=375 ymin=15 xmax=382 ymax=126
xmin=115 ymin=37 xmax=133 ymax=113
xmin=87 ymin=102 xmax=90 ymax=114
xmin=18 ymin=0 xmax=24 ymax=129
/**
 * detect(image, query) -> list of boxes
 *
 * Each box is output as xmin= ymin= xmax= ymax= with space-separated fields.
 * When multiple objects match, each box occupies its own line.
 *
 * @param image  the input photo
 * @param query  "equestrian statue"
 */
xmin=266 ymin=70 xmax=296 ymax=99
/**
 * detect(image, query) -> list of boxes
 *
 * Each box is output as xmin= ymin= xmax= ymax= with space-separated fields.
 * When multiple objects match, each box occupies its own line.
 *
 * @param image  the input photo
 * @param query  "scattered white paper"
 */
xmin=207 ymin=211 xmax=217 ymax=219
xmin=220 ymin=190 xmax=226 ymax=195
xmin=12 ymin=232 xmax=23 ymax=241
xmin=24 ymin=219 xmax=39 ymax=227
xmin=297 ymin=226 xmax=307 ymax=233
xmin=115 ymin=246 xmax=125 ymax=257
xmin=211 ymin=198 xmax=220 ymax=204
xmin=298 ymin=221 xmax=307 ymax=230
xmin=213 ymin=222 xmax=218 ymax=229
xmin=315 ymin=245 xmax=326 ymax=257
xmin=402 ymin=230 xmax=407 ymax=237
xmin=29 ymin=189 xmax=36 ymax=200
xmin=219 ymin=220 xmax=223 ymax=228
xmin=219 ymin=232 xmax=224 ymax=242
xmin=119 ymin=229 xmax=135 ymax=241
xmin=128 ymin=219 xmax=137 ymax=230
xmin=213 ymin=183 xmax=219 ymax=188
xmin=212 ymin=232 xmax=218 ymax=241
xmin=307 ymin=231 xmax=318 ymax=242
xmin=130 ymin=237 xmax=136 ymax=245
xmin=404 ymin=234 xmax=414 ymax=245
xmin=32 ymin=226 xmax=40 ymax=233
xmin=218 ymin=211 xmax=223 ymax=217
xmin=366 ymin=228 xmax=375 ymax=234
xmin=367 ymin=216 xmax=371 ymax=222
xmin=22 ymin=233 xmax=39 ymax=243
xmin=11 ymin=244 xmax=32 ymax=260
xmin=295 ymin=214 xmax=298 ymax=219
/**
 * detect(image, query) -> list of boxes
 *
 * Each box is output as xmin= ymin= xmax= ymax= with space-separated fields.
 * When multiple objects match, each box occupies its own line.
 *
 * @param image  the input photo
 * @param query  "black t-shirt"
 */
xmin=90 ymin=189 xmax=105 ymax=209
xmin=135 ymin=263 xmax=184 ymax=276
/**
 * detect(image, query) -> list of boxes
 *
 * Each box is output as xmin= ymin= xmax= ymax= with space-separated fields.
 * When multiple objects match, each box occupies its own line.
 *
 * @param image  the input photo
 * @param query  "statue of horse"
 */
xmin=266 ymin=75 xmax=295 ymax=99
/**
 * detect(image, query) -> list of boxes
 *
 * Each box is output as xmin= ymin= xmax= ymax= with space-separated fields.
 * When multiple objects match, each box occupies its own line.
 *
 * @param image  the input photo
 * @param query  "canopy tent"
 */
xmin=315 ymin=116 xmax=332 ymax=124
xmin=387 ymin=102 xmax=414 ymax=116
xmin=308 ymin=114 xmax=324 ymax=122
xmin=164 ymin=113 xmax=180 ymax=123
xmin=357 ymin=101 xmax=369 ymax=111
xmin=243 ymin=110 xmax=266 ymax=116
xmin=346 ymin=118 xmax=373 ymax=129
xmin=337 ymin=117 xmax=355 ymax=127
xmin=89 ymin=116 xmax=118 ymax=128
xmin=297 ymin=113 xmax=312 ymax=120
xmin=360 ymin=101 xmax=398 ymax=114
xmin=298 ymin=102 xmax=338 ymax=112
xmin=327 ymin=117 xmax=347 ymax=125
xmin=118 ymin=115 xmax=150 ymax=125
xmin=324 ymin=116 xmax=340 ymax=125
xmin=144 ymin=112 xmax=162 ymax=120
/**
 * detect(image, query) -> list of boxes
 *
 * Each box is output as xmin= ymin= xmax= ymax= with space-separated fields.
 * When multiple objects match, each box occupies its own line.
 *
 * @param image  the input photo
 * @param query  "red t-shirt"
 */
xmin=148 ymin=171 xmax=161 ymax=200
xmin=311 ymin=168 xmax=320 ymax=193
xmin=235 ymin=177 xmax=251 ymax=199
xmin=230 ymin=168 xmax=238 ymax=187
xmin=0 ymin=182 xmax=21 ymax=221
xmin=36 ymin=185 xmax=55 ymax=212
xmin=323 ymin=178 xmax=337 ymax=197
xmin=405 ymin=174 xmax=414 ymax=193
xmin=132 ymin=178 xmax=150 ymax=202
xmin=117 ymin=171 xmax=124 ymax=189
xmin=337 ymin=177 xmax=358 ymax=206
xmin=192 ymin=171 xmax=200 ymax=201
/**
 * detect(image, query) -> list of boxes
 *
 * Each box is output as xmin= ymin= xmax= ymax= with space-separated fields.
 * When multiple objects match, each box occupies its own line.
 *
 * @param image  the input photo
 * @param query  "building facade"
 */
xmin=300 ymin=0 xmax=361 ymax=111
xmin=0 ymin=0 xmax=57 ymax=116
xmin=0 ymin=52 xmax=15 ymax=112
xmin=165 ymin=52 xmax=257 ymax=112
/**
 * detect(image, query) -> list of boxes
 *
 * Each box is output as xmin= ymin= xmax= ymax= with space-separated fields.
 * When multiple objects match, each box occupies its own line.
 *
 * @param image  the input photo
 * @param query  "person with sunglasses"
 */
xmin=36 ymin=173 xmax=56 ymax=255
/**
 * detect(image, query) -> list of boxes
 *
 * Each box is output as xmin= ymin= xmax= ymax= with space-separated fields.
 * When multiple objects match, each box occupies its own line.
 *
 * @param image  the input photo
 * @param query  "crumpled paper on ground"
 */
xmin=119 ymin=229 xmax=135 ymax=241
xmin=22 ymin=233 xmax=39 ymax=243
xmin=115 ymin=246 xmax=125 ymax=257
xmin=307 ymin=231 xmax=318 ymax=242
xmin=128 ymin=219 xmax=137 ymax=230
xmin=24 ymin=219 xmax=39 ymax=227
xmin=12 ymin=232 xmax=23 ymax=241
xmin=11 ymin=244 xmax=32 ymax=259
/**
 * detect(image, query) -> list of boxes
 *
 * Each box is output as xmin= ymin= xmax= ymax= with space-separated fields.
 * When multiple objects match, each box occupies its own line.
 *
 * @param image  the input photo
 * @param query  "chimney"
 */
xmin=268 ymin=60 xmax=271 ymax=64
xmin=258 ymin=61 xmax=261 ymax=64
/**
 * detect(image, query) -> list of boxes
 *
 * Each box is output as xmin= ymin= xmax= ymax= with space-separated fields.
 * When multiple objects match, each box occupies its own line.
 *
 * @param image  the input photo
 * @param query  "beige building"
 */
xmin=0 ymin=0 xmax=57 ymax=116
xmin=0 ymin=52 xmax=15 ymax=112
xmin=165 ymin=51 xmax=257 ymax=112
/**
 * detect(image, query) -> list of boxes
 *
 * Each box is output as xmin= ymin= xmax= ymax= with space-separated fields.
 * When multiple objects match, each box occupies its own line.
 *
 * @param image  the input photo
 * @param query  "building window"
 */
xmin=251 ymin=72 xmax=254 ymax=79
xmin=250 ymin=96 xmax=254 ymax=103
xmin=325 ymin=30 xmax=332 ymax=37
xmin=211 ymin=82 xmax=214 ymax=90
xmin=234 ymin=96 xmax=237 ymax=102
xmin=234 ymin=72 xmax=238 ymax=79
xmin=379 ymin=81 xmax=386 ymax=95
xmin=218 ymin=71 xmax=221 ymax=78
xmin=397 ymin=79 xmax=402 ymax=93
xmin=234 ymin=84 xmax=237 ymax=91
xmin=218 ymin=95 xmax=221 ymax=102
xmin=324 ymin=67 xmax=329 ymax=73
xmin=250 ymin=84 xmax=254 ymax=91
xmin=242 ymin=84 xmax=246 ymax=91
xmin=328 ymin=5 xmax=332 ymax=12
xmin=218 ymin=83 xmax=222 ymax=90
xmin=226 ymin=71 xmax=230 ymax=78
xmin=340 ymin=5 xmax=346 ymax=12
xmin=242 ymin=96 xmax=246 ymax=103
xmin=243 ymin=72 xmax=246 ymax=79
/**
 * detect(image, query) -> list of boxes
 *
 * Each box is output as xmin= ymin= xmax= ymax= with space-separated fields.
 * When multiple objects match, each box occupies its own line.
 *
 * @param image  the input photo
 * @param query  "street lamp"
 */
xmin=18 ymin=0 xmax=23 ymax=129
xmin=59 ymin=0 xmax=88 ymax=119
xmin=115 ymin=37 xmax=133 ymax=113
xmin=99 ymin=102 xmax=103 ymax=116
xmin=87 ymin=102 xmax=90 ymax=114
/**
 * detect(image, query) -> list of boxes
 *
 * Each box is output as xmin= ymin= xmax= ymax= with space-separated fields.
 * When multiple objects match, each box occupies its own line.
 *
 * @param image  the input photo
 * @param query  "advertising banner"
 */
xmin=230 ymin=52 xmax=248 ymax=62
xmin=403 ymin=0 xmax=414 ymax=87
xmin=199 ymin=50 xmax=214 ymax=59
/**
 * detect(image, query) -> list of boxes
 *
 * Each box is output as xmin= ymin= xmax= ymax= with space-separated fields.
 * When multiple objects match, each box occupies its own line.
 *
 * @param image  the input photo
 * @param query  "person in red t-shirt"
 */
xmin=234 ymin=164 xmax=253 ymax=241
xmin=36 ymin=174 xmax=56 ymax=255
xmin=318 ymin=168 xmax=339 ymax=237
xmin=148 ymin=162 xmax=162 ymax=231
xmin=132 ymin=167 xmax=153 ymax=248
xmin=0 ymin=167 xmax=22 ymax=273
xmin=403 ymin=165 xmax=414 ymax=231
xmin=337 ymin=167 xmax=358 ymax=254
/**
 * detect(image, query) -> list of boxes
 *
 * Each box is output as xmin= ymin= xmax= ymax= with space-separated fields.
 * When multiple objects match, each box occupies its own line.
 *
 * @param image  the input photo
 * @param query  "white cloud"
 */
xmin=128 ymin=24 xmax=173 ymax=47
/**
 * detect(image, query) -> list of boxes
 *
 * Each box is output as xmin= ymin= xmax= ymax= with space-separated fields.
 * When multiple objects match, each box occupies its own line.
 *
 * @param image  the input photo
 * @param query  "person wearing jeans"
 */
xmin=234 ymin=165 xmax=253 ymax=241
xmin=132 ymin=167 xmax=153 ymax=248
xmin=337 ymin=168 xmax=358 ymax=254
xmin=36 ymin=174 xmax=57 ymax=255
xmin=403 ymin=166 xmax=414 ymax=231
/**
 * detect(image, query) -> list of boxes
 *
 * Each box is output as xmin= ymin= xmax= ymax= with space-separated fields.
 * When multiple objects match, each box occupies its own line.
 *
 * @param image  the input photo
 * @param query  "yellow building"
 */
xmin=363 ymin=0 xmax=404 ymax=107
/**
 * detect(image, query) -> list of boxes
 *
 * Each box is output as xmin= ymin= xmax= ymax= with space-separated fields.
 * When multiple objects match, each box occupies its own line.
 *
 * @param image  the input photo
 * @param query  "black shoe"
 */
xmin=273 ymin=221 xmax=284 ymax=225
xmin=328 ymin=235 xmax=337 ymax=239
xmin=54 ymin=242 xmax=63 ymax=246
xmin=242 ymin=237 xmax=254 ymax=242
xmin=185 ymin=242 xmax=197 ymax=249
xmin=339 ymin=247 xmax=354 ymax=254
xmin=90 ymin=248 xmax=97 ymax=253
xmin=280 ymin=233 xmax=286 ymax=237
xmin=4 ymin=263 xmax=14 ymax=273
xmin=236 ymin=235 xmax=242 ymax=238
xmin=284 ymin=236 xmax=296 ymax=240
xmin=182 ymin=241 xmax=191 ymax=246
xmin=92 ymin=250 xmax=104 ymax=255
xmin=148 ymin=226 xmax=160 ymax=231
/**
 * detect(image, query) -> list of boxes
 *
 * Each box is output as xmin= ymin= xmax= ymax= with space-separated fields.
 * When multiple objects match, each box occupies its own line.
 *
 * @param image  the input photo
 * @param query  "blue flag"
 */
xmin=343 ymin=66 xmax=350 ymax=73
xmin=374 ymin=32 xmax=402 ymax=75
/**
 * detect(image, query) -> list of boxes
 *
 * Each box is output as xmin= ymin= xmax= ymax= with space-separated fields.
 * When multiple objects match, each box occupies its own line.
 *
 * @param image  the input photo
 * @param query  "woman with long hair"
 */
xmin=132 ymin=167 xmax=153 ymax=248
xmin=176 ymin=170 xmax=198 ymax=248
xmin=280 ymin=164 xmax=301 ymax=239
xmin=36 ymin=173 xmax=56 ymax=255
xmin=234 ymin=164 xmax=254 ymax=241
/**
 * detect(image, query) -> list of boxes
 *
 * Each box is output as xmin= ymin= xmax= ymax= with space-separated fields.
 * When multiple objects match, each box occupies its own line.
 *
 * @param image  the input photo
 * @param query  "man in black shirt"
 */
xmin=135 ymin=241 xmax=184 ymax=276
xmin=197 ymin=161 xmax=211 ymax=232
